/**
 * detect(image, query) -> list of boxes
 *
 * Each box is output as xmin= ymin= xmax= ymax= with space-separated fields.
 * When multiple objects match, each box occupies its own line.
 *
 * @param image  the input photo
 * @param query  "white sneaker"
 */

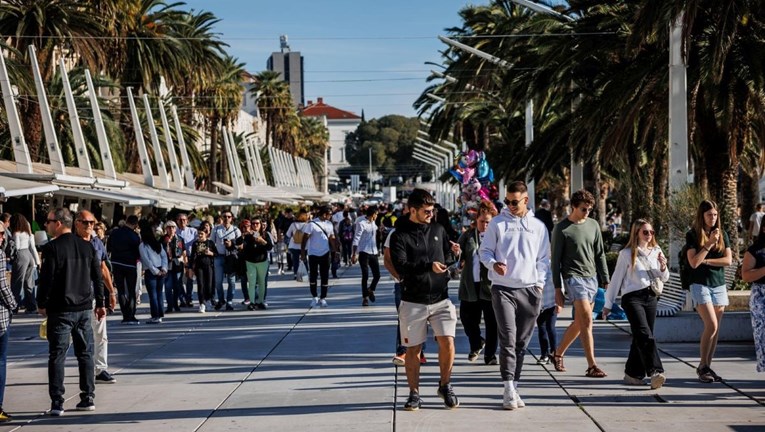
xmin=650 ymin=372 xmax=666 ymax=389
xmin=199 ymin=304 xmax=206 ymax=313
xmin=515 ymin=391 xmax=525 ymax=408
xmin=310 ymin=297 xmax=319 ymax=307
xmin=319 ymin=299 xmax=328 ymax=308
xmin=503 ymin=388 xmax=518 ymax=410
xmin=623 ymin=374 xmax=645 ymax=386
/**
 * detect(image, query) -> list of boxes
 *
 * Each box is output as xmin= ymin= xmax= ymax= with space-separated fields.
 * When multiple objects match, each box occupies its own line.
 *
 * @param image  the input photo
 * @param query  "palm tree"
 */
xmin=249 ymin=70 xmax=293 ymax=148
xmin=298 ymin=116 xmax=330 ymax=187
xmin=0 ymin=0 xmax=107 ymax=161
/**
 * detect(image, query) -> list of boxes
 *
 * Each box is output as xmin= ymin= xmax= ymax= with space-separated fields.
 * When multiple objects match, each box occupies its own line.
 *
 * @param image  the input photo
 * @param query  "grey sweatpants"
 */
xmin=492 ymin=286 xmax=542 ymax=381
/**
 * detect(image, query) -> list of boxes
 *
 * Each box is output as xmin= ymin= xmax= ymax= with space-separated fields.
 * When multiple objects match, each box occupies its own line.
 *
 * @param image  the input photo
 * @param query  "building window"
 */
xmin=327 ymin=148 xmax=332 ymax=164
xmin=340 ymin=146 xmax=345 ymax=162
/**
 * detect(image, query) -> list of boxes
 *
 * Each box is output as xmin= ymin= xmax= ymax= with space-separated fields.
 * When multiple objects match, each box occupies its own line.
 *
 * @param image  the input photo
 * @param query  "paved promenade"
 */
xmin=3 ymin=263 xmax=764 ymax=432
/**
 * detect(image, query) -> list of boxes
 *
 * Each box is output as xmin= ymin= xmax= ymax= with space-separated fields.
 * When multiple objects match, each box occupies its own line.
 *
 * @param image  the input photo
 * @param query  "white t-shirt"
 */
xmin=303 ymin=219 xmax=334 ymax=256
xmin=286 ymin=222 xmax=306 ymax=250
xmin=383 ymin=228 xmax=396 ymax=249
xmin=331 ymin=211 xmax=345 ymax=234
xmin=750 ymin=211 xmax=764 ymax=237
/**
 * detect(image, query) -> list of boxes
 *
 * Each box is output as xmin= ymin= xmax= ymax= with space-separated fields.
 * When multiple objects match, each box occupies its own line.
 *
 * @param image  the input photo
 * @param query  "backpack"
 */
xmin=292 ymin=224 xmax=305 ymax=245
xmin=679 ymin=243 xmax=692 ymax=291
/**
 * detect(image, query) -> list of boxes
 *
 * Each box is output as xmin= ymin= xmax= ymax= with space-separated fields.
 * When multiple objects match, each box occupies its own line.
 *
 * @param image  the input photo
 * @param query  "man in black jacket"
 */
xmin=37 ymin=208 xmax=106 ymax=416
xmin=107 ymin=215 xmax=141 ymax=324
xmin=390 ymin=189 xmax=461 ymax=411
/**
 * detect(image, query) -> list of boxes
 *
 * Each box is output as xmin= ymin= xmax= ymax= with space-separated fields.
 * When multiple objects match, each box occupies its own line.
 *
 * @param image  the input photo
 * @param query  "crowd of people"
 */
xmin=0 ymin=183 xmax=762 ymax=418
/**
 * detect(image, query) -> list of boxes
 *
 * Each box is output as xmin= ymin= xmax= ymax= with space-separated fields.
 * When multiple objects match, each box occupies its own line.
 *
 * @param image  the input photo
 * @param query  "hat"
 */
xmin=165 ymin=221 xmax=177 ymax=228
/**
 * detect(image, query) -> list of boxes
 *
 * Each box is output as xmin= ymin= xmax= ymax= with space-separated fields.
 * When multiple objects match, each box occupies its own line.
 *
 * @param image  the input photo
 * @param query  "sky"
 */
xmin=182 ymin=0 xmax=484 ymax=120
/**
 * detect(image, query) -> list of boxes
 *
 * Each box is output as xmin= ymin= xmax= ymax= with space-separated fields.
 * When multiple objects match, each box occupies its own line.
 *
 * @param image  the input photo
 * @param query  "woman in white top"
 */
xmin=286 ymin=210 xmax=309 ymax=279
xmin=352 ymin=206 xmax=380 ymax=306
xmin=10 ymin=214 xmax=40 ymax=313
xmin=603 ymin=218 xmax=669 ymax=389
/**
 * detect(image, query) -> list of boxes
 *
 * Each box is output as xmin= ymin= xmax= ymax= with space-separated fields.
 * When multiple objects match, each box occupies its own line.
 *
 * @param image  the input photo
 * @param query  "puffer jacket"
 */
xmin=389 ymin=216 xmax=457 ymax=305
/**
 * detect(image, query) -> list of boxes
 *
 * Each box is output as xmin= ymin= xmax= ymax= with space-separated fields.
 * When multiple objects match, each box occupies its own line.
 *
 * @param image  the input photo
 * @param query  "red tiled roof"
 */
xmin=301 ymin=97 xmax=361 ymax=120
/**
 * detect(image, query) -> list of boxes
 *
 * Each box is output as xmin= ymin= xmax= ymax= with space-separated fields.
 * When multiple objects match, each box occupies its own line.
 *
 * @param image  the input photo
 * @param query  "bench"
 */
xmin=657 ymin=263 xmax=740 ymax=317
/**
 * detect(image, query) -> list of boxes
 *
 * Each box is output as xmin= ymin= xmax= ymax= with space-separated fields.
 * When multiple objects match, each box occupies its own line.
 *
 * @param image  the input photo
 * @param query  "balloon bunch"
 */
xmin=449 ymin=149 xmax=499 ymax=218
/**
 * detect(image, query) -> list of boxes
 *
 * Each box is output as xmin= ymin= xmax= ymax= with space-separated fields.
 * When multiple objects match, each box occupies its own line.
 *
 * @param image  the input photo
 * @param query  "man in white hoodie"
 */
xmin=479 ymin=181 xmax=550 ymax=410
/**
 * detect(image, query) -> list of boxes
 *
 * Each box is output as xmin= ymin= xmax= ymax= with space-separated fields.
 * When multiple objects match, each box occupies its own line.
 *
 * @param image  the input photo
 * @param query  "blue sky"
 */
xmin=182 ymin=0 xmax=484 ymax=120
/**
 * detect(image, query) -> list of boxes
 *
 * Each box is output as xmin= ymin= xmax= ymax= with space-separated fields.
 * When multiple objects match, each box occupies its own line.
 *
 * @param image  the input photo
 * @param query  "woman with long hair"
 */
xmin=685 ymin=200 xmax=732 ymax=383
xmin=9 ymin=214 xmax=39 ymax=312
xmin=139 ymin=226 xmax=168 ymax=324
xmin=242 ymin=217 xmax=273 ymax=310
xmin=739 ymin=220 xmax=765 ymax=373
xmin=603 ymin=219 xmax=669 ymax=389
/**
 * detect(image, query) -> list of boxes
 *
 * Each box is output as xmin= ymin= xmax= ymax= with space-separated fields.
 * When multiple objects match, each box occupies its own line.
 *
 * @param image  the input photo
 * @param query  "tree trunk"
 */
xmin=654 ymin=140 xmax=669 ymax=236
xmin=19 ymin=100 xmax=43 ymax=162
xmin=721 ymin=164 xmax=739 ymax=260
xmin=119 ymin=86 xmax=140 ymax=173
xmin=593 ymin=150 xmax=606 ymax=228
xmin=740 ymin=168 xmax=758 ymax=238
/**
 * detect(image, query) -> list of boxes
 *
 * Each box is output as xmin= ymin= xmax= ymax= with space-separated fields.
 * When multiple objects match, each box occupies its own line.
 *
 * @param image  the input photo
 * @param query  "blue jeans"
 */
xmin=214 ymin=256 xmax=236 ymax=303
xmin=0 ymin=326 xmax=8 ymax=407
xmin=165 ymin=271 xmax=183 ymax=309
xmin=290 ymin=248 xmax=305 ymax=274
xmin=144 ymin=273 xmax=166 ymax=319
xmin=536 ymin=306 xmax=558 ymax=357
xmin=47 ymin=310 xmax=94 ymax=403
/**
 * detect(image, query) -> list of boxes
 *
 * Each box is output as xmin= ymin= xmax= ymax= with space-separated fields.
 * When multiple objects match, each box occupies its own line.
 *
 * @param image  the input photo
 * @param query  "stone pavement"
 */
xmin=2 ymin=262 xmax=764 ymax=431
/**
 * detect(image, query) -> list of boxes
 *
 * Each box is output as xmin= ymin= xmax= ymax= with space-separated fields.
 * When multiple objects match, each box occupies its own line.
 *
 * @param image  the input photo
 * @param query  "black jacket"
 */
xmin=239 ymin=232 xmax=273 ymax=263
xmin=390 ymin=217 xmax=456 ymax=305
xmin=37 ymin=232 xmax=105 ymax=313
xmin=107 ymin=225 xmax=141 ymax=266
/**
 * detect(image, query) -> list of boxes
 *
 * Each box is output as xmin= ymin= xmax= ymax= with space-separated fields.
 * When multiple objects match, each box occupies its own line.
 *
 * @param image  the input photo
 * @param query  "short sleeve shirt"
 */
xmin=90 ymin=236 xmax=108 ymax=264
xmin=747 ymin=243 xmax=765 ymax=284
xmin=685 ymin=229 xmax=730 ymax=288
xmin=303 ymin=219 xmax=334 ymax=256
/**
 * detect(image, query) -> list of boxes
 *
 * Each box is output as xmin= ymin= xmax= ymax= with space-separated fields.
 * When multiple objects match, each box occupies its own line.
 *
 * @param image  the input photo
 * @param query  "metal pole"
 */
xmin=58 ymin=59 xmax=92 ymax=175
xmin=170 ymin=105 xmax=196 ymax=189
xmin=525 ymin=100 xmax=536 ymax=210
xmin=158 ymin=99 xmax=183 ymax=187
xmin=84 ymin=70 xmax=117 ymax=179
xmin=0 ymin=51 xmax=32 ymax=173
xmin=29 ymin=45 xmax=65 ymax=176
xmin=126 ymin=88 xmax=154 ymax=186
xmin=142 ymin=94 xmax=170 ymax=189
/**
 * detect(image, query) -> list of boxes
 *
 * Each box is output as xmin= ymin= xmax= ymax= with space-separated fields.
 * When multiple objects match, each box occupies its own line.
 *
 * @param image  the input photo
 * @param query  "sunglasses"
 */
xmin=78 ymin=220 xmax=96 ymax=225
xmin=642 ymin=229 xmax=655 ymax=236
xmin=504 ymin=198 xmax=526 ymax=207
xmin=223 ymin=215 xmax=233 ymax=219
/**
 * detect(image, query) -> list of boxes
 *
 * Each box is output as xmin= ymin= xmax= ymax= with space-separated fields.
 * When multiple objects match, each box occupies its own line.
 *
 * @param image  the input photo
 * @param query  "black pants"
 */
xmin=195 ymin=263 xmax=214 ymax=304
xmin=341 ymin=240 xmax=353 ymax=265
xmin=622 ymin=288 xmax=664 ymax=378
xmin=460 ymin=298 xmax=498 ymax=361
xmin=359 ymin=252 xmax=380 ymax=298
xmin=309 ymin=253 xmax=330 ymax=299
xmin=536 ymin=306 xmax=558 ymax=357
xmin=112 ymin=264 xmax=137 ymax=322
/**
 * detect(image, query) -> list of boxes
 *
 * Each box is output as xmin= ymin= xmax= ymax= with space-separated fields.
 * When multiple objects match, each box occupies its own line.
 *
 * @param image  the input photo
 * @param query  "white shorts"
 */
xmin=398 ymin=299 xmax=457 ymax=347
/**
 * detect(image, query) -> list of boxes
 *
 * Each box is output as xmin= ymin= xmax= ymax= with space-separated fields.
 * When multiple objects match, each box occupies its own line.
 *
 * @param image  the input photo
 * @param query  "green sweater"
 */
xmin=550 ymin=218 xmax=609 ymax=289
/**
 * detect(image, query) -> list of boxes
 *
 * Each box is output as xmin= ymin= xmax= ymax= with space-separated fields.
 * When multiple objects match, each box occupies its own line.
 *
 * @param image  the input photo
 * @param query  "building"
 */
xmin=266 ymin=35 xmax=304 ymax=108
xmin=301 ymin=97 xmax=361 ymax=184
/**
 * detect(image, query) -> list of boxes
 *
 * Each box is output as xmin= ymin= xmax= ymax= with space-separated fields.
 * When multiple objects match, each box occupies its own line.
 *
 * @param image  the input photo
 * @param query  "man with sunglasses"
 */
xmin=550 ymin=189 xmax=610 ymax=378
xmin=390 ymin=189 xmax=462 ymax=411
xmin=74 ymin=210 xmax=117 ymax=385
xmin=37 ymin=208 xmax=106 ymax=415
xmin=211 ymin=211 xmax=241 ymax=311
xmin=479 ymin=181 xmax=550 ymax=410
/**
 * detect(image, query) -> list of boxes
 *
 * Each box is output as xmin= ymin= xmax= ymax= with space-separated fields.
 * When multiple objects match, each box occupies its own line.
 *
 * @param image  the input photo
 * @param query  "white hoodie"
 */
xmin=479 ymin=208 xmax=550 ymax=288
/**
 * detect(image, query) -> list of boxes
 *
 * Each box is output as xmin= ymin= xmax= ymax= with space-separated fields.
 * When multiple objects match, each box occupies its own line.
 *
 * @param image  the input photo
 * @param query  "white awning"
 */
xmin=56 ymin=187 xmax=154 ymax=207
xmin=0 ymin=175 xmax=59 ymax=200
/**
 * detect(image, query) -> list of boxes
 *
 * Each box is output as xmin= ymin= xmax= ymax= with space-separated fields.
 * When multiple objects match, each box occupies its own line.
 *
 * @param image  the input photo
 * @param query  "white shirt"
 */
xmin=211 ymin=224 xmax=241 ymax=255
xmin=331 ymin=211 xmax=345 ymax=234
xmin=286 ymin=222 xmax=306 ymax=250
xmin=751 ymin=211 xmax=765 ymax=237
xmin=353 ymin=218 xmax=378 ymax=255
xmin=177 ymin=226 xmax=198 ymax=255
xmin=13 ymin=231 xmax=40 ymax=266
xmin=604 ymin=246 xmax=670 ymax=309
xmin=383 ymin=228 xmax=395 ymax=249
xmin=479 ymin=208 xmax=550 ymax=288
xmin=303 ymin=219 xmax=334 ymax=256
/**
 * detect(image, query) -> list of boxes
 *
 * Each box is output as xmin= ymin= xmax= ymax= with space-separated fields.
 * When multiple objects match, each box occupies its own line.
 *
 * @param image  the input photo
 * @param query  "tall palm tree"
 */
xmin=0 ymin=0 xmax=107 ymax=161
xmin=249 ymin=70 xmax=293 ymax=148
xmin=298 ymin=116 xmax=330 ymax=186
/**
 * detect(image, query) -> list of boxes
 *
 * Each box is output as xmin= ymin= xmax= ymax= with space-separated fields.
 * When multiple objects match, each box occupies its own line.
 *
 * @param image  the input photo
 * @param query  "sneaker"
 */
xmin=650 ymin=371 xmax=666 ymax=389
xmin=214 ymin=301 xmax=223 ymax=311
xmin=503 ymin=388 xmax=518 ymax=410
xmin=485 ymin=356 xmax=498 ymax=365
xmin=392 ymin=353 xmax=406 ymax=366
xmin=362 ymin=298 xmax=369 ymax=307
xmin=537 ymin=355 xmax=550 ymax=365
xmin=697 ymin=366 xmax=715 ymax=383
xmin=256 ymin=303 xmax=267 ymax=310
xmin=403 ymin=391 xmax=421 ymax=411
xmin=319 ymin=299 xmax=328 ymax=308
xmin=48 ymin=400 xmax=64 ymax=416
xmin=437 ymin=382 xmax=459 ymax=409
xmin=126 ymin=320 xmax=140 ymax=326
xmin=623 ymin=374 xmax=645 ymax=386
xmin=247 ymin=303 xmax=256 ymax=311
xmin=368 ymin=290 xmax=376 ymax=303
xmin=468 ymin=338 xmax=486 ymax=362
xmin=310 ymin=297 xmax=319 ymax=307
xmin=146 ymin=318 xmax=159 ymax=324
xmin=75 ymin=397 xmax=95 ymax=411
xmin=419 ymin=353 xmax=427 ymax=364
xmin=225 ymin=303 xmax=234 ymax=311
xmin=199 ymin=304 xmax=206 ymax=313
xmin=95 ymin=370 xmax=116 ymax=384
xmin=0 ymin=409 xmax=12 ymax=422
xmin=515 ymin=390 xmax=526 ymax=408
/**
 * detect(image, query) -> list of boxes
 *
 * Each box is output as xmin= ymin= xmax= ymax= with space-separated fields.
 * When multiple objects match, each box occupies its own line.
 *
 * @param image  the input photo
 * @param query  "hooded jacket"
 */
xmin=389 ymin=216 xmax=456 ymax=305
xmin=479 ymin=208 xmax=550 ymax=289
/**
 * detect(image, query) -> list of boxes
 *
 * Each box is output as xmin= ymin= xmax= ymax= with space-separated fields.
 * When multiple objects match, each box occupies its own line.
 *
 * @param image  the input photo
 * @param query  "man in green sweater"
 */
xmin=550 ymin=190 xmax=610 ymax=378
